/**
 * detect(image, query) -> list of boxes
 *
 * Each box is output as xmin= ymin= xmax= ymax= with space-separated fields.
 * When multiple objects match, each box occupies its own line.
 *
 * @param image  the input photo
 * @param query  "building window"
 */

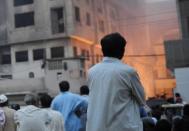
xmin=99 ymin=20 xmax=105 ymax=33
xmin=63 ymin=62 xmax=68 ymax=71
xmin=51 ymin=47 xmax=64 ymax=58
xmin=15 ymin=51 xmax=28 ymax=62
xmin=15 ymin=12 xmax=34 ymax=28
xmin=73 ymin=46 xmax=78 ymax=57
xmin=86 ymin=13 xmax=91 ymax=26
xmin=1 ymin=54 xmax=11 ymax=64
xmin=33 ymin=49 xmax=45 ymax=61
xmin=14 ymin=0 xmax=33 ymax=6
xmin=51 ymin=7 xmax=64 ymax=34
xmin=96 ymin=54 xmax=99 ymax=63
xmin=75 ymin=6 xmax=80 ymax=22
xmin=0 ymin=75 xmax=12 ymax=79
xmin=86 ymin=50 xmax=90 ymax=60
xmin=29 ymin=72 xmax=35 ymax=78
xmin=81 ymin=49 xmax=86 ymax=57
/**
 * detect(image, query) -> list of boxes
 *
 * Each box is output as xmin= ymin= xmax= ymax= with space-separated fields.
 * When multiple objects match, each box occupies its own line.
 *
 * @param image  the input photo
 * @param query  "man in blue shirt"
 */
xmin=51 ymin=81 xmax=87 ymax=131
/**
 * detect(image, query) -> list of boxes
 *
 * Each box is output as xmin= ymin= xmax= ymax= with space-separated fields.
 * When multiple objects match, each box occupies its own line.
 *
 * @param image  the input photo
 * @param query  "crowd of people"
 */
xmin=0 ymin=33 xmax=188 ymax=131
xmin=0 ymin=82 xmax=89 ymax=131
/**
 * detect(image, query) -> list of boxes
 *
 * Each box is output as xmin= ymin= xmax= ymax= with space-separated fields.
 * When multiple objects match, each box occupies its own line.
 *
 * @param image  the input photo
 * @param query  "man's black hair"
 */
xmin=59 ymin=81 xmax=70 ymax=92
xmin=39 ymin=93 xmax=52 ymax=108
xmin=0 ymin=101 xmax=8 ymax=107
xmin=80 ymin=85 xmax=89 ymax=95
xmin=175 ymin=93 xmax=181 ymax=97
xmin=101 ymin=33 xmax=126 ymax=59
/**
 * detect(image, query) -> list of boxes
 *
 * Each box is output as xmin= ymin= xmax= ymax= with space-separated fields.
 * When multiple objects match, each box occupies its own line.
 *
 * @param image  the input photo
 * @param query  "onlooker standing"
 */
xmin=175 ymin=93 xmax=183 ymax=103
xmin=79 ymin=86 xmax=89 ymax=131
xmin=155 ymin=119 xmax=171 ymax=131
xmin=14 ymin=94 xmax=51 ymax=131
xmin=51 ymin=81 xmax=87 ymax=131
xmin=173 ymin=104 xmax=189 ymax=131
xmin=80 ymin=85 xmax=89 ymax=101
xmin=0 ymin=94 xmax=16 ymax=131
xmin=86 ymin=33 xmax=146 ymax=131
xmin=39 ymin=93 xmax=64 ymax=131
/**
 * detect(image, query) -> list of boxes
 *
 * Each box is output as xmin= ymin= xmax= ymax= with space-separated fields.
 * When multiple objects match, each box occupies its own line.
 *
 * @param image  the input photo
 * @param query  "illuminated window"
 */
xmin=73 ymin=46 xmax=78 ymax=57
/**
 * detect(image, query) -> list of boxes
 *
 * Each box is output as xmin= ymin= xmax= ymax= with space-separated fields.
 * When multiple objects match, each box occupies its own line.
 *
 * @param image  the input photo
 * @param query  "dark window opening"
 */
xmin=51 ymin=47 xmax=64 ymax=58
xmin=0 ymin=75 xmax=12 ymax=79
xmin=29 ymin=72 xmax=35 ymax=78
xmin=51 ymin=7 xmax=64 ymax=34
xmin=15 ymin=12 xmax=34 ymax=28
xmin=73 ymin=46 xmax=78 ymax=57
xmin=86 ymin=50 xmax=90 ymax=60
xmin=33 ymin=48 xmax=45 ymax=61
xmin=99 ymin=20 xmax=105 ymax=33
xmin=1 ymin=54 xmax=11 ymax=64
xmin=96 ymin=55 xmax=99 ymax=63
xmin=14 ymin=0 xmax=33 ymax=6
xmin=63 ymin=62 xmax=68 ymax=71
xmin=81 ymin=49 xmax=86 ymax=57
xmin=15 ymin=51 xmax=28 ymax=62
xmin=86 ymin=13 xmax=91 ymax=26
xmin=75 ymin=6 xmax=80 ymax=22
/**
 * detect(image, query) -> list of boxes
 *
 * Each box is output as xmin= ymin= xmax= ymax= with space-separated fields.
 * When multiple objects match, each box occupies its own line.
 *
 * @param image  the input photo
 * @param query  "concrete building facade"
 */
xmin=0 ymin=0 xmax=122 ymax=96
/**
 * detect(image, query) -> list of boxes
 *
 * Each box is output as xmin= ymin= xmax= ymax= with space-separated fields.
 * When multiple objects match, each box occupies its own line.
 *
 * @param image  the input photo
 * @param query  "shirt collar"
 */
xmin=102 ymin=57 xmax=121 ymax=63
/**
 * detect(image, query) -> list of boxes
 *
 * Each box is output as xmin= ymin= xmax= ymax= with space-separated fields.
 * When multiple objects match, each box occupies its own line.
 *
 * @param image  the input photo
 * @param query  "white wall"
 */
xmin=0 ymin=78 xmax=46 ymax=93
xmin=175 ymin=67 xmax=189 ymax=102
xmin=44 ymin=59 xmax=86 ymax=96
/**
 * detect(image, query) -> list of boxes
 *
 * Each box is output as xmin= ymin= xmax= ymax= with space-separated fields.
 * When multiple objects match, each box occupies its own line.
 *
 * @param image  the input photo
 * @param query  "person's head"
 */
xmin=11 ymin=104 xmax=20 ymax=111
xmin=80 ymin=85 xmax=89 ymax=95
xmin=172 ymin=116 xmax=182 ymax=131
xmin=59 ymin=81 xmax=70 ymax=92
xmin=183 ymin=104 xmax=189 ymax=116
xmin=155 ymin=119 xmax=172 ymax=131
xmin=142 ymin=117 xmax=156 ymax=131
xmin=101 ymin=33 xmax=127 ymax=59
xmin=0 ymin=94 xmax=8 ymax=107
xmin=24 ymin=94 xmax=38 ymax=106
xmin=39 ymin=93 xmax=52 ymax=108
xmin=175 ymin=93 xmax=181 ymax=97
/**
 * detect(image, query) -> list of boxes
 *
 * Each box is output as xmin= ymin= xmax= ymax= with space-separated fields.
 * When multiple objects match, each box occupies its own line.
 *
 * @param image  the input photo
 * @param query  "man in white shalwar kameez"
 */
xmin=39 ymin=93 xmax=64 ymax=131
xmin=87 ymin=33 xmax=146 ymax=131
xmin=14 ymin=94 xmax=51 ymax=131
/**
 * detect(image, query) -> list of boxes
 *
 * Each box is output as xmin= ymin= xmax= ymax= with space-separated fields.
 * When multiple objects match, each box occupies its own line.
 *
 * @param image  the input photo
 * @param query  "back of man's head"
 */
xmin=101 ymin=33 xmax=126 ymax=59
xmin=175 ymin=93 xmax=181 ymax=97
xmin=59 ymin=81 xmax=70 ymax=92
xmin=24 ymin=94 xmax=37 ymax=106
xmin=39 ymin=93 xmax=52 ymax=108
xmin=80 ymin=85 xmax=89 ymax=95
